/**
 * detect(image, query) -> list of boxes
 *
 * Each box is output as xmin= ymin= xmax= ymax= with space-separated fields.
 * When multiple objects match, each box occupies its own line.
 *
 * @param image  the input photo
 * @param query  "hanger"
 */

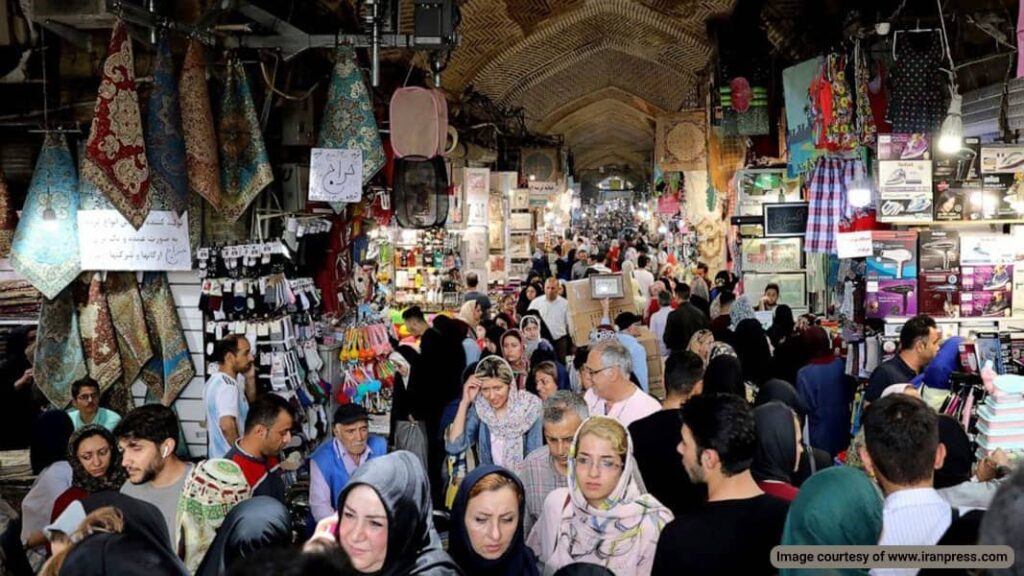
xmin=892 ymin=19 xmax=944 ymax=61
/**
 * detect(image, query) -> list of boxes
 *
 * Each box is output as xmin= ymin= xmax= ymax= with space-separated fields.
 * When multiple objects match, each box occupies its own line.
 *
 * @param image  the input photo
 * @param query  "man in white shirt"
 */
xmin=582 ymin=340 xmax=660 ymax=428
xmin=203 ymin=334 xmax=255 ymax=459
xmin=860 ymin=395 xmax=951 ymax=576
xmin=633 ymin=254 xmax=656 ymax=298
xmin=649 ymin=290 xmax=673 ymax=358
xmin=529 ymin=277 xmax=572 ymax=361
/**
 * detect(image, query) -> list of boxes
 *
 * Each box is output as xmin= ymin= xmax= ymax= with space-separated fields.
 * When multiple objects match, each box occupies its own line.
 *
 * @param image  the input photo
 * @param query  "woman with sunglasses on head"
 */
xmin=446 ymin=356 xmax=543 ymax=469
xmin=530 ymin=416 xmax=673 ymax=575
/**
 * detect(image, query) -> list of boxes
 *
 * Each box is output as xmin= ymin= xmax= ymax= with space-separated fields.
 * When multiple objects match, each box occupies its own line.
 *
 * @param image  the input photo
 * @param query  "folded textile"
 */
xmin=75 ymin=272 xmax=123 ymax=392
xmin=216 ymin=59 xmax=273 ymax=222
xmin=0 ymin=170 xmax=15 ymax=258
xmin=34 ymin=287 xmax=88 ymax=408
xmin=145 ymin=34 xmax=189 ymax=216
xmin=10 ymin=133 xmax=82 ymax=300
xmin=81 ymin=19 xmax=151 ymax=229
xmin=140 ymin=272 xmax=195 ymax=405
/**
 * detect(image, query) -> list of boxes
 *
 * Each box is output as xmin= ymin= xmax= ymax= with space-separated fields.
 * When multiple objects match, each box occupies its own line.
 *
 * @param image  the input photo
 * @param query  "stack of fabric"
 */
xmin=977 ymin=374 xmax=1024 ymax=455
xmin=0 ymin=279 xmax=41 ymax=320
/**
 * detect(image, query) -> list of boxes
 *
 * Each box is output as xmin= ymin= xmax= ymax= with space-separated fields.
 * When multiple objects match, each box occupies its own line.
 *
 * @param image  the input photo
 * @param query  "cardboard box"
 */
xmin=565 ymin=273 xmax=642 ymax=346
xmin=960 ymin=290 xmax=1012 ymax=317
xmin=633 ymin=327 xmax=665 ymax=400
xmin=866 ymin=278 xmax=917 ymax=318
xmin=934 ymin=137 xmax=981 ymax=181
xmin=961 ymin=264 xmax=1012 ymax=292
xmin=1013 ymin=264 xmax=1024 ymax=317
xmin=974 ymin=332 xmax=1003 ymax=372
xmin=878 ymin=160 xmax=934 ymax=221
xmin=980 ymin=145 xmax=1024 ymax=174
xmin=868 ymin=231 xmax=918 ymax=279
xmin=919 ymin=270 xmax=960 ymax=317
xmin=960 ymin=234 xmax=1016 ymax=266
xmin=933 ymin=184 xmax=967 ymax=221
xmin=878 ymin=134 xmax=931 ymax=161
xmin=919 ymin=230 xmax=959 ymax=271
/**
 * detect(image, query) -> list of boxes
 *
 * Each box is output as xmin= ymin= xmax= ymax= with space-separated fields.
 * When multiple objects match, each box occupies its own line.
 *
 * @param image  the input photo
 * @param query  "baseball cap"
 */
xmin=334 ymin=403 xmax=370 ymax=426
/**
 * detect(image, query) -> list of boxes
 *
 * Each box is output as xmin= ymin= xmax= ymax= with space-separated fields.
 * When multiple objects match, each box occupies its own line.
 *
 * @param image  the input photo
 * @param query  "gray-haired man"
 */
xmin=517 ymin=390 xmax=588 ymax=536
xmin=583 ymin=340 xmax=661 ymax=427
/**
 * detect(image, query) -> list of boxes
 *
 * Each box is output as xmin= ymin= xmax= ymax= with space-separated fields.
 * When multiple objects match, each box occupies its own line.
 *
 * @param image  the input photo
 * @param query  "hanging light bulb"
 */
xmin=938 ymin=89 xmax=964 ymax=155
xmin=846 ymin=164 xmax=873 ymax=208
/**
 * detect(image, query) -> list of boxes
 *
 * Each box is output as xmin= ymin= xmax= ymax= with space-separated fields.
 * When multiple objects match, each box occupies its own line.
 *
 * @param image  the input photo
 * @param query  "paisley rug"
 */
xmin=216 ymin=59 xmax=273 ymax=222
xmin=34 ymin=287 xmax=88 ymax=408
xmin=140 ymin=272 xmax=195 ymax=405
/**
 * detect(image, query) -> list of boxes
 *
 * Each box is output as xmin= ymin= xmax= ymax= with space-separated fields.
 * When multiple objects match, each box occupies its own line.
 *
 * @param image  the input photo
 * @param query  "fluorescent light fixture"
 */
xmin=938 ymin=91 xmax=963 ymax=155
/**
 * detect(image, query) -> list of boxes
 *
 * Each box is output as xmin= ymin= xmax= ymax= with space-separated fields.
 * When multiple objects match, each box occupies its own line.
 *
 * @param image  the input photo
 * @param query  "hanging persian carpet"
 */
xmin=34 ymin=287 xmax=87 ymax=408
xmin=216 ymin=59 xmax=273 ymax=222
xmin=319 ymin=45 xmax=384 ymax=212
xmin=9 ymin=133 xmax=81 ymax=300
xmin=82 ymin=19 xmax=151 ymax=229
xmin=180 ymin=40 xmax=223 ymax=214
xmin=75 ymin=272 xmax=123 ymax=392
xmin=145 ymin=34 xmax=188 ymax=215
xmin=0 ymin=169 xmax=15 ymax=257
xmin=106 ymin=272 xmax=153 ymax=389
xmin=140 ymin=272 xmax=195 ymax=405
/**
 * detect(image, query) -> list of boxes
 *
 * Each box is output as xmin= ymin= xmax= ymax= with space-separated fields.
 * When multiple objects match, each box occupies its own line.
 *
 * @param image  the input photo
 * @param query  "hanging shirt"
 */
xmin=203 ymin=371 xmax=249 ymax=459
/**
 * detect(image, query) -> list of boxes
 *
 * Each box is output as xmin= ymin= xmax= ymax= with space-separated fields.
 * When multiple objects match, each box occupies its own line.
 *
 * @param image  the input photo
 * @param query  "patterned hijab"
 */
xmin=472 ymin=356 xmax=542 ymax=470
xmin=34 ymin=288 xmax=87 ymax=408
xmin=319 ymin=46 xmax=385 ymax=187
xmin=68 ymin=424 xmax=126 ymax=493
xmin=500 ymin=329 xmax=529 ymax=389
xmin=729 ymin=294 xmax=757 ymax=329
xmin=549 ymin=416 xmax=673 ymax=573
xmin=176 ymin=459 xmax=251 ymax=574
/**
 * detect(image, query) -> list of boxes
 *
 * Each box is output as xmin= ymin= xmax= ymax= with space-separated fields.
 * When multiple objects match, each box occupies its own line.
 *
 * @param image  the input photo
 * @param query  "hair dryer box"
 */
xmin=865 ymin=278 xmax=917 ymax=319
xmin=918 ymin=230 xmax=959 ymax=271
xmin=919 ymin=270 xmax=960 ymax=318
xmin=867 ymin=231 xmax=918 ymax=279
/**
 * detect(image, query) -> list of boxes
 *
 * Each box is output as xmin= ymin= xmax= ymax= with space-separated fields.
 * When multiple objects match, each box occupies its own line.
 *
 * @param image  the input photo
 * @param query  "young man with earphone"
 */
xmin=115 ymin=404 xmax=193 ymax=546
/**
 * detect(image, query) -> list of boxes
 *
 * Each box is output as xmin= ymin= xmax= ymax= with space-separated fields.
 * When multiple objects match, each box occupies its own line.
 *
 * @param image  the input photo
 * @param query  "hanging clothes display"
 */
xmin=34 ymin=287 xmax=88 ymax=408
xmin=0 ymin=169 xmax=14 ymax=258
xmin=318 ymin=44 xmax=385 ymax=207
xmin=180 ymin=40 xmax=223 ymax=214
xmin=10 ymin=133 xmax=82 ymax=300
xmin=887 ymin=32 xmax=948 ymax=134
xmin=782 ymin=56 xmax=826 ymax=177
xmin=140 ymin=272 xmax=196 ymax=405
xmin=75 ymin=272 xmax=123 ymax=393
xmin=106 ymin=272 xmax=153 ymax=389
xmin=145 ymin=34 xmax=189 ymax=216
xmin=853 ymin=44 xmax=877 ymax=148
xmin=805 ymin=156 xmax=863 ymax=255
xmin=216 ymin=59 xmax=274 ymax=222
xmin=81 ymin=19 xmax=152 ymax=230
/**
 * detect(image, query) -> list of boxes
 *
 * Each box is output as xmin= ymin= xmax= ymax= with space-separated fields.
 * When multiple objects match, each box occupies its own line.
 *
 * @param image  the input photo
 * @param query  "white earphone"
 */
xmin=162 ymin=446 xmax=170 ymax=458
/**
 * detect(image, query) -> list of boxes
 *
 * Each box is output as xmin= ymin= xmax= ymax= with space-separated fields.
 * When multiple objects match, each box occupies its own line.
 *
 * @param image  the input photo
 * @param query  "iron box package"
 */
xmin=878 ymin=160 xmax=933 ymax=221
xmin=878 ymin=134 xmax=931 ymax=161
xmin=934 ymin=137 xmax=981 ymax=181
xmin=960 ymin=290 xmax=1012 ymax=318
xmin=961 ymin=264 xmax=1013 ymax=292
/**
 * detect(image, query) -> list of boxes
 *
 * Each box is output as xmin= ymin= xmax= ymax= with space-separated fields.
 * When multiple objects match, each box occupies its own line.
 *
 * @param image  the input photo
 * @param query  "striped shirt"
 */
xmin=872 ymin=488 xmax=952 ymax=576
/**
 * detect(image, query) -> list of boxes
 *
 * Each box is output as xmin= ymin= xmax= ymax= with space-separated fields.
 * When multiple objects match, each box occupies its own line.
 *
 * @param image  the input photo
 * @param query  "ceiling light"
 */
xmin=938 ymin=90 xmax=964 ymax=155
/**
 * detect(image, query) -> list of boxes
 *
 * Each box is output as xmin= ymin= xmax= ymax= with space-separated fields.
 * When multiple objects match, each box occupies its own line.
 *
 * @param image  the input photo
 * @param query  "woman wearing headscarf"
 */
xmin=686 ymin=330 xmax=714 ymax=366
xmin=729 ymin=295 xmax=756 ymax=330
xmin=22 ymin=410 xmax=75 ymax=566
xmin=702 ymin=355 xmax=745 ymax=398
xmin=767 ymin=305 xmax=795 ymax=348
xmin=450 ymin=465 xmax=539 ymax=576
xmin=796 ymin=326 xmax=852 ymax=457
xmin=195 ymin=496 xmax=292 ymax=576
xmin=517 ymin=283 xmax=543 ymax=319
xmin=752 ymin=402 xmax=803 ymax=501
xmin=334 ymin=451 xmax=459 ymax=575
xmin=779 ymin=467 xmax=882 ymax=576
xmin=176 ymin=459 xmax=252 ymax=573
xmin=501 ymin=329 xmax=531 ymax=390
xmin=527 ymin=361 xmax=562 ymax=401
xmin=754 ymin=380 xmax=833 ymax=487
xmin=0 ymin=325 xmax=42 ymax=449
xmin=447 ymin=356 xmax=543 ymax=469
xmin=732 ymin=318 xmax=773 ymax=388
xmin=531 ymin=416 xmax=673 ymax=575
xmin=520 ymin=314 xmax=555 ymax=358
xmin=688 ymin=279 xmax=711 ymax=320
xmin=51 ymin=425 xmax=127 ymax=522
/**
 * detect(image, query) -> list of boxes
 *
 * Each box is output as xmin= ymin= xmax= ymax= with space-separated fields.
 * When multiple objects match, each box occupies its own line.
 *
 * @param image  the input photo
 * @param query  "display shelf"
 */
xmin=0 ymin=319 xmax=37 ymax=326
xmin=886 ymin=219 xmax=1024 ymax=226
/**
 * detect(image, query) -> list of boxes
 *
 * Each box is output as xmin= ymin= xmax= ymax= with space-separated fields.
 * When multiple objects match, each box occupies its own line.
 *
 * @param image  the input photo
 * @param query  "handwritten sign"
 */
xmin=309 ymin=148 xmax=363 ymax=203
xmin=464 ymin=168 xmax=490 ymax=227
xmin=78 ymin=210 xmax=192 ymax=271
xmin=837 ymin=231 xmax=873 ymax=258
xmin=763 ymin=202 xmax=809 ymax=237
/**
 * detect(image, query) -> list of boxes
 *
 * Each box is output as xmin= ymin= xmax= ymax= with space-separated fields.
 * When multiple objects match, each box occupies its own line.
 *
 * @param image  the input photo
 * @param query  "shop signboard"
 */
xmin=78 ymin=210 xmax=192 ymax=271
xmin=308 ymin=148 xmax=363 ymax=204
xmin=529 ymin=181 xmax=558 ymax=207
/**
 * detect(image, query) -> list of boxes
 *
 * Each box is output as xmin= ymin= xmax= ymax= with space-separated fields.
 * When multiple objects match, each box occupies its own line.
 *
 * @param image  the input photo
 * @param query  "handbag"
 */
xmin=393 ymin=419 xmax=429 ymax=473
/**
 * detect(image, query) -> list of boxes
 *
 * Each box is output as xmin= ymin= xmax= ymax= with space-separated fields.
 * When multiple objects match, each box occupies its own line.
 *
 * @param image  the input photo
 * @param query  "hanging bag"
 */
xmin=389 ymin=87 xmax=448 ymax=159
xmin=393 ymin=156 xmax=449 ymax=229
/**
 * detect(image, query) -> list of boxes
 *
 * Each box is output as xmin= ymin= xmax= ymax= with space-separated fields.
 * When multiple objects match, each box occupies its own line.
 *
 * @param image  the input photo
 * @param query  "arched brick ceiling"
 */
xmin=442 ymin=0 xmax=735 ymax=173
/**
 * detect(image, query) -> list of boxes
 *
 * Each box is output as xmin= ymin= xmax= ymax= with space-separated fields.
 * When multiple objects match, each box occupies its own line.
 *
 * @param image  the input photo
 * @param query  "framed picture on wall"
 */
xmin=742 ymin=271 xmax=807 ymax=308
xmin=511 ymin=189 xmax=530 ymax=211
xmin=740 ymin=238 xmax=803 ymax=273
xmin=510 ymin=212 xmax=533 ymax=231
xmin=509 ymin=234 xmax=532 ymax=259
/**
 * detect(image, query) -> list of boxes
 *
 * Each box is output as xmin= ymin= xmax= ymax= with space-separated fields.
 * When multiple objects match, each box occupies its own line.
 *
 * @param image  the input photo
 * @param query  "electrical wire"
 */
xmin=935 ymin=0 xmax=958 ymax=88
xmin=258 ymin=56 xmax=320 ymax=101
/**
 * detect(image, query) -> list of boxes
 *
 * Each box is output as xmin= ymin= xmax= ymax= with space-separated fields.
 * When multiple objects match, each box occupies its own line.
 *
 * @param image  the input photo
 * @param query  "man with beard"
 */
xmin=115 ymin=404 xmax=192 ymax=544
xmin=652 ymin=394 xmax=790 ymax=576
xmin=203 ymin=335 xmax=255 ymax=459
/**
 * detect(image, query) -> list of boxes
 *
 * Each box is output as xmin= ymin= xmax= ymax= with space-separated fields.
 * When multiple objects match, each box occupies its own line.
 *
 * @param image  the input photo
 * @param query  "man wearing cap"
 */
xmin=308 ymin=404 xmax=388 ymax=521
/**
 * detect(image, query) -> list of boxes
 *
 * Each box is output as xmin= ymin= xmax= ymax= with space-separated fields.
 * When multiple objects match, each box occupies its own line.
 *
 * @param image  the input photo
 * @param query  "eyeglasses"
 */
xmin=76 ymin=394 xmax=97 ymax=402
xmin=582 ymin=366 xmax=613 ymax=377
xmin=575 ymin=455 xmax=623 ymax=471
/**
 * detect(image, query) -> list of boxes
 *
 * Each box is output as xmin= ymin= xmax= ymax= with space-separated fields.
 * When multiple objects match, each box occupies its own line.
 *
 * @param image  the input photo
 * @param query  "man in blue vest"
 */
xmin=309 ymin=403 xmax=387 ymax=521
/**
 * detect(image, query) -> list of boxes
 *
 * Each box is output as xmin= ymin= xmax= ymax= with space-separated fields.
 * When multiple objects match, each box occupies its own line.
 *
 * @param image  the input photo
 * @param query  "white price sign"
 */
xmin=309 ymin=148 xmax=363 ymax=204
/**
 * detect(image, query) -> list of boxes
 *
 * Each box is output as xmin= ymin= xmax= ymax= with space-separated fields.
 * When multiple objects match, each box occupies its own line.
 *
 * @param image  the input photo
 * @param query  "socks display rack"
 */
xmin=197 ymin=237 xmax=331 ymax=443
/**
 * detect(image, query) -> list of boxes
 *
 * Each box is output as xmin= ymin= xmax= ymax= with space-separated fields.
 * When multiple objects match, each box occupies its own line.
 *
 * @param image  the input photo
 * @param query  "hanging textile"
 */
xmin=853 ymin=44 xmax=877 ymax=148
xmin=887 ymin=33 xmax=947 ymax=134
xmin=140 ymin=272 xmax=195 ymax=405
xmin=318 ymin=44 xmax=384 ymax=211
xmin=180 ymin=40 xmax=223 ymax=214
xmin=106 ymin=272 xmax=153 ymax=389
xmin=805 ymin=156 xmax=863 ymax=255
xmin=34 ymin=287 xmax=87 ymax=408
xmin=10 ymin=133 xmax=82 ymax=300
xmin=216 ymin=59 xmax=273 ymax=222
xmin=0 ymin=169 xmax=14 ymax=257
xmin=782 ymin=56 xmax=826 ymax=177
xmin=81 ymin=19 xmax=151 ymax=229
xmin=75 ymin=272 xmax=123 ymax=392
xmin=145 ymin=34 xmax=189 ymax=215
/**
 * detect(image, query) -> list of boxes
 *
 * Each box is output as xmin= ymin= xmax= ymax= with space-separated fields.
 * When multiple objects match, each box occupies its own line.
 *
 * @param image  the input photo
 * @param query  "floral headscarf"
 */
xmin=687 ymin=330 xmax=714 ymax=365
xmin=729 ymin=295 xmax=757 ymax=329
xmin=473 ymin=356 xmax=542 ymax=470
xmin=68 ymin=424 xmax=126 ymax=493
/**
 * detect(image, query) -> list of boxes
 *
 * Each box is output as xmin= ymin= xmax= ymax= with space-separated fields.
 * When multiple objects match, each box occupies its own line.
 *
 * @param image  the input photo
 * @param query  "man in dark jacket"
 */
xmin=662 ymin=283 xmax=709 ymax=353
